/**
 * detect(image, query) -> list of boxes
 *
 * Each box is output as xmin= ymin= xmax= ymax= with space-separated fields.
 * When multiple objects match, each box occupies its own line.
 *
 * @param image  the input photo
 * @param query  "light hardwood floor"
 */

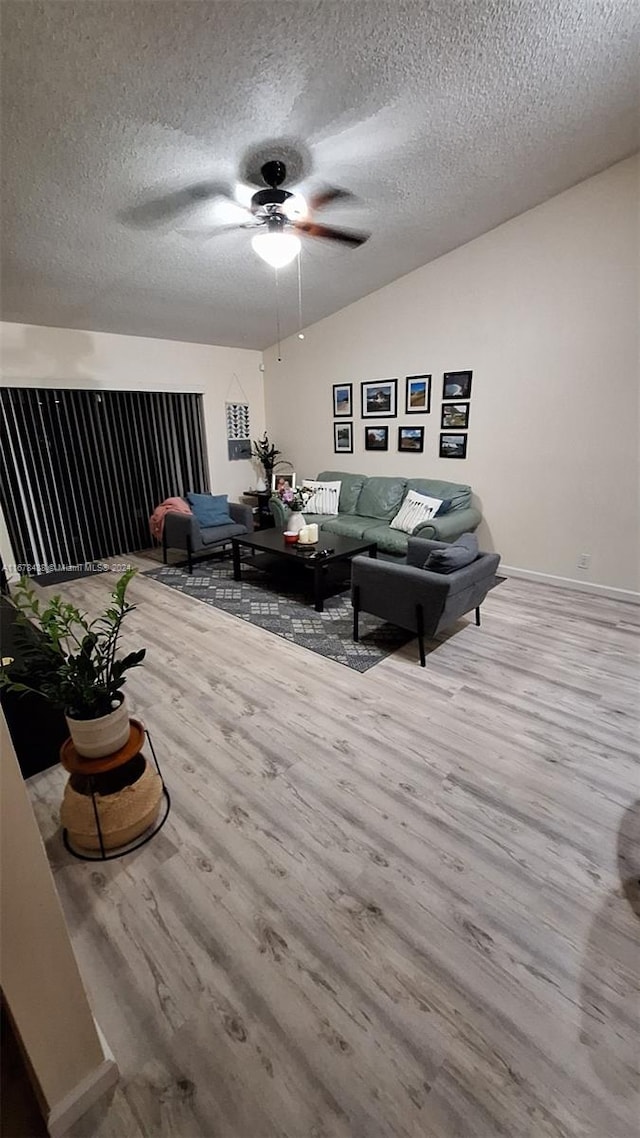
xmin=25 ymin=556 xmax=639 ymax=1138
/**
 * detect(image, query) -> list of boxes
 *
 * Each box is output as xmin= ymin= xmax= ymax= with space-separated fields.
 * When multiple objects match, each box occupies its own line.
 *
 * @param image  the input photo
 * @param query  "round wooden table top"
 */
xmin=60 ymin=719 xmax=146 ymax=774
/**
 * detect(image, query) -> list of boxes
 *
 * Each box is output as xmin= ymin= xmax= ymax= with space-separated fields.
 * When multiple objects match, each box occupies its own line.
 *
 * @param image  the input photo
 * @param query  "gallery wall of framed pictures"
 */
xmin=332 ymin=369 xmax=472 ymax=460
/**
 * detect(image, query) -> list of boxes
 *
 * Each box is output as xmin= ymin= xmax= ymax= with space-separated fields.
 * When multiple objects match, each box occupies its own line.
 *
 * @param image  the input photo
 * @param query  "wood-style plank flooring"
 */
xmin=25 ymin=556 xmax=640 ymax=1138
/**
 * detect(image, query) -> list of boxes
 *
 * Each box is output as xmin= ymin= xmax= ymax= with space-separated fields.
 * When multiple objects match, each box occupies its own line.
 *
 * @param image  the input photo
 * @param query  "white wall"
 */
xmin=0 ymin=322 xmax=264 ymax=566
xmin=264 ymin=156 xmax=640 ymax=594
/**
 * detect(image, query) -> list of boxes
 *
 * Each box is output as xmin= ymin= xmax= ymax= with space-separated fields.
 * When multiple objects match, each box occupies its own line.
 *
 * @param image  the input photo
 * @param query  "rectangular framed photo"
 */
xmin=442 ymin=370 xmax=472 ymax=400
xmin=333 ymin=383 xmax=352 ymax=417
xmin=272 ymin=472 xmax=297 ymax=491
xmin=405 ymin=374 xmax=431 ymax=414
xmin=365 ymin=425 xmax=389 ymax=451
xmin=441 ymin=402 xmax=470 ymax=429
xmin=334 ymin=421 xmax=353 ymax=454
xmin=361 ymin=379 xmax=397 ymax=418
xmin=439 ymin=433 xmax=468 ymax=459
xmin=398 ymin=426 xmax=424 ymax=453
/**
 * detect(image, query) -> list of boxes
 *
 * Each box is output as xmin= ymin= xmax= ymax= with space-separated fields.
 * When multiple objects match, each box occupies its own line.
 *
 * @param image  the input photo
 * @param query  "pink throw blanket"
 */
xmin=149 ymin=497 xmax=192 ymax=540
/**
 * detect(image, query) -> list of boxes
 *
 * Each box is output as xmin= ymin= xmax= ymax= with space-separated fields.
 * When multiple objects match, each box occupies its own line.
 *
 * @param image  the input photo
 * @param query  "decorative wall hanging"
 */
xmin=405 ymin=375 xmax=431 ymax=414
xmin=441 ymin=403 xmax=470 ymax=429
xmin=398 ymin=426 xmax=424 ymax=453
xmin=365 ymin=426 xmax=389 ymax=451
xmin=442 ymin=371 xmax=472 ymax=400
xmin=333 ymin=383 xmax=353 ymax=417
xmin=361 ymin=379 xmax=397 ymax=418
xmin=439 ymin=433 xmax=468 ymax=459
xmin=226 ymin=401 xmax=251 ymax=460
xmin=334 ymin=421 xmax=353 ymax=453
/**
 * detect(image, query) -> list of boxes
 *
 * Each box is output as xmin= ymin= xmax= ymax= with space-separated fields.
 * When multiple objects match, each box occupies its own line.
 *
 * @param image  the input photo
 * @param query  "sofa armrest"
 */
xmin=414 ymin=505 xmax=482 ymax=543
xmin=163 ymin=512 xmax=202 ymax=551
xmin=229 ymin=501 xmax=253 ymax=530
xmin=269 ymin=497 xmax=288 ymax=529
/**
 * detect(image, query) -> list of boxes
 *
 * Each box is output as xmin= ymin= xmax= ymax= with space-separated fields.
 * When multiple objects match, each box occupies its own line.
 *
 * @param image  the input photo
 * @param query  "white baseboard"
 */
xmin=500 ymin=564 xmax=640 ymax=605
xmin=47 ymin=1022 xmax=118 ymax=1138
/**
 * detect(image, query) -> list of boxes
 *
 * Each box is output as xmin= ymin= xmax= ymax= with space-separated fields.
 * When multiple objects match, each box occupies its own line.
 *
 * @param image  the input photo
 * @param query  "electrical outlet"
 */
xmin=577 ymin=553 xmax=591 ymax=570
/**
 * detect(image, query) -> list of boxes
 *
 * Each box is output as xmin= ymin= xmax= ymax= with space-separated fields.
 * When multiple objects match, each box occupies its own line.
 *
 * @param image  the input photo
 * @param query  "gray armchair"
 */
xmin=351 ymin=536 xmax=500 ymax=666
xmin=162 ymin=501 xmax=253 ymax=574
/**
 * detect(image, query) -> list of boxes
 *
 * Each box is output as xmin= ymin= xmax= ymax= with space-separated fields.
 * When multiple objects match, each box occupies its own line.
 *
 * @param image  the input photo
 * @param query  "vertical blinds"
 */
xmin=0 ymin=387 xmax=209 ymax=568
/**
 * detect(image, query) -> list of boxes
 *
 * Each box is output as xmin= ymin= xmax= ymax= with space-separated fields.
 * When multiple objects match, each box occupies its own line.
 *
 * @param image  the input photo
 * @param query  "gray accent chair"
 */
xmin=163 ymin=502 xmax=253 ymax=574
xmin=351 ymin=536 xmax=501 ymax=666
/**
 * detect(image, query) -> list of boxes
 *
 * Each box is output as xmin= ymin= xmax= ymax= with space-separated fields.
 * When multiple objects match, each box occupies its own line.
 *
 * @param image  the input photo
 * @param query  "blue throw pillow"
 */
xmin=186 ymin=492 xmax=233 ymax=528
xmin=435 ymin=498 xmax=452 ymax=516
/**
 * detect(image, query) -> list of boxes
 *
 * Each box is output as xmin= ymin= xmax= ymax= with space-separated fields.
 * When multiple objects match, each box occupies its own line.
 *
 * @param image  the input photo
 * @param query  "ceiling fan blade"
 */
xmin=119 ymin=181 xmax=235 ymax=228
xmin=294 ymin=220 xmax=369 ymax=247
xmin=177 ymin=221 xmax=261 ymax=241
xmin=308 ymin=186 xmax=357 ymax=211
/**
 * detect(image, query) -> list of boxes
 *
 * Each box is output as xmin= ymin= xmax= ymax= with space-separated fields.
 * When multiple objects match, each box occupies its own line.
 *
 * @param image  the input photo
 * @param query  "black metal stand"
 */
xmin=62 ymin=727 xmax=171 ymax=862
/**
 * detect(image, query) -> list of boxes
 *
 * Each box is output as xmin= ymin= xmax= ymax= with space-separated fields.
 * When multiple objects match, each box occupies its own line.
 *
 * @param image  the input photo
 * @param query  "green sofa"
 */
xmin=269 ymin=470 xmax=481 ymax=556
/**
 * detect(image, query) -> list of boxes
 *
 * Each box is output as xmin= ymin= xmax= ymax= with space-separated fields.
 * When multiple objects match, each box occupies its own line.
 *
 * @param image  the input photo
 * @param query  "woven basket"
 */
xmin=61 ymin=760 xmax=163 ymax=851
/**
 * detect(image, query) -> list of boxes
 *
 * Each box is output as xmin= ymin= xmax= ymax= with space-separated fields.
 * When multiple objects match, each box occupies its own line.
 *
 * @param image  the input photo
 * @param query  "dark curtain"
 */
xmin=0 ymin=387 xmax=209 ymax=567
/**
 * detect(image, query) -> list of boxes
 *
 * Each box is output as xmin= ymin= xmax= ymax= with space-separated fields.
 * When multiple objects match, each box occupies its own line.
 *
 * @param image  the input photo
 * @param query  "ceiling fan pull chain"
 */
xmin=275 ymin=267 xmax=282 ymax=362
xmin=297 ymin=249 xmax=304 ymax=340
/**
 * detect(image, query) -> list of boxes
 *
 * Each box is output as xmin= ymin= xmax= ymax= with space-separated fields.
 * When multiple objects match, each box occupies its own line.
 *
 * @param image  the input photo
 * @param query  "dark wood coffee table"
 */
xmin=231 ymin=529 xmax=378 ymax=612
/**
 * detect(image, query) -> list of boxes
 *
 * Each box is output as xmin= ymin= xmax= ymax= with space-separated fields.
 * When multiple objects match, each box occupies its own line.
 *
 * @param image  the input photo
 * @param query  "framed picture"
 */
xmin=441 ymin=402 xmax=470 ymax=429
xmin=333 ymin=383 xmax=352 ymax=417
xmin=442 ymin=370 xmax=472 ymax=400
xmin=398 ymin=426 xmax=424 ymax=453
xmin=439 ymin=433 xmax=468 ymax=459
xmin=334 ymin=421 xmax=353 ymax=453
xmin=405 ymin=374 xmax=431 ymax=414
xmin=365 ymin=426 xmax=389 ymax=451
xmin=272 ymin=472 xmax=297 ymax=491
xmin=361 ymin=379 xmax=397 ymax=418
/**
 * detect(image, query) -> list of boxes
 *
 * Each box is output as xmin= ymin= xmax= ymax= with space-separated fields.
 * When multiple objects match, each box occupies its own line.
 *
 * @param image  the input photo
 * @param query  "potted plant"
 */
xmin=252 ymin=432 xmax=292 ymax=489
xmin=0 ymin=568 xmax=145 ymax=759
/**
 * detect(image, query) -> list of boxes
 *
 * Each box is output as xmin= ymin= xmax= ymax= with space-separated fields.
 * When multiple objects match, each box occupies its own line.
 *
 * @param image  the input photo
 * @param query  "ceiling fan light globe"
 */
xmin=282 ymin=193 xmax=308 ymax=221
xmin=251 ymin=232 xmax=301 ymax=269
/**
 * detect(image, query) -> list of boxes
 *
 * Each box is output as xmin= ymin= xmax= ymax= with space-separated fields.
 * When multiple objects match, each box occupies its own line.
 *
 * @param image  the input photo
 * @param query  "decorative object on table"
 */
xmin=334 ymin=421 xmax=353 ymax=453
xmin=440 ymin=432 xmax=468 ymax=459
xmin=361 ymin=379 xmax=398 ymax=418
xmin=283 ymin=530 xmax=300 ymax=544
xmin=405 ymin=375 xmax=431 ymax=414
xmin=273 ymin=481 xmax=313 ymax=536
xmin=398 ymin=426 xmax=425 ymax=453
xmin=0 ymin=569 xmax=145 ymax=759
xmin=297 ymin=524 xmax=319 ymax=545
xmin=365 ymin=425 xmax=389 ymax=451
xmin=226 ymin=402 xmax=251 ymax=461
xmin=252 ymin=432 xmax=292 ymax=488
xmin=333 ymin=383 xmax=353 ymax=417
xmin=271 ymin=471 xmax=297 ymax=491
xmin=441 ymin=403 xmax=470 ymax=429
xmin=443 ymin=371 xmax=472 ymax=400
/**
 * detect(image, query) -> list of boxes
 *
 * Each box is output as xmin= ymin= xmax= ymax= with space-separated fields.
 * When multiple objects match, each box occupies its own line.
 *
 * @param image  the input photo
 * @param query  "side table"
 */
xmin=60 ymin=718 xmax=171 ymax=861
xmin=242 ymin=490 xmax=274 ymax=529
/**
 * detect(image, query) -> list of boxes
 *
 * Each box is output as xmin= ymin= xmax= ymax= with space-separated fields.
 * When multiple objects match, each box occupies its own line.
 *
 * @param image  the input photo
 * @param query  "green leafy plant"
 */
xmin=0 ymin=568 xmax=145 ymax=720
xmin=252 ymin=432 xmax=292 ymax=486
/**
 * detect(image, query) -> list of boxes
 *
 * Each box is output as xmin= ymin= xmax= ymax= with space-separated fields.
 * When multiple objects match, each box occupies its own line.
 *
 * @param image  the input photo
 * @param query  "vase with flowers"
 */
xmin=273 ymin=483 xmax=313 ymax=535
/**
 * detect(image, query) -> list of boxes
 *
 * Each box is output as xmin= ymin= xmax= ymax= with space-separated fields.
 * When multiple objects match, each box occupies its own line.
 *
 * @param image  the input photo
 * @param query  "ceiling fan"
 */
xmin=182 ymin=160 xmax=370 ymax=268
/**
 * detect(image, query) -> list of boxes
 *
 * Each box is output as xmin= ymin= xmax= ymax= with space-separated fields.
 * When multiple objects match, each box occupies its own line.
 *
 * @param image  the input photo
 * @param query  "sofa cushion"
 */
xmin=321 ymin=515 xmax=381 ymax=540
xmin=424 ymin=532 xmax=479 ymax=573
xmin=406 ymin=478 xmax=471 ymax=511
xmin=362 ymin=522 xmax=410 ymax=556
xmin=187 ymin=492 xmax=233 ymax=527
xmin=318 ymin=471 xmax=366 ymax=514
xmin=200 ymin=522 xmax=246 ymax=546
xmin=356 ymin=476 xmax=407 ymax=520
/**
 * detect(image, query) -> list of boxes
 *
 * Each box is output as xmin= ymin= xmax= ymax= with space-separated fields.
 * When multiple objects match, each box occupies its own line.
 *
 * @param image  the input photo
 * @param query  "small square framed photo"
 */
xmin=405 ymin=374 xmax=431 ymax=414
xmin=439 ymin=433 xmax=467 ymax=459
xmin=272 ymin=472 xmax=297 ymax=491
xmin=398 ymin=426 xmax=424 ymax=453
xmin=441 ymin=402 xmax=470 ymax=429
xmin=361 ymin=379 xmax=397 ymax=418
xmin=442 ymin=370 xmax=472 ymax=400
xmin=333 ymin=383 xmax=353 ymax=417
xmin=365 ymin=425 xmax=389 ymax=451
xmin=334 ymin=421 xmax=353 ymax=454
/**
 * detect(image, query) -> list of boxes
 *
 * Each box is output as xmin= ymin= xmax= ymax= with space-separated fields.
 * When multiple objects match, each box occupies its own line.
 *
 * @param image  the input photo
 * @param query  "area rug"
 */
xmin=143 ymin=559 xmax=413 ymax=672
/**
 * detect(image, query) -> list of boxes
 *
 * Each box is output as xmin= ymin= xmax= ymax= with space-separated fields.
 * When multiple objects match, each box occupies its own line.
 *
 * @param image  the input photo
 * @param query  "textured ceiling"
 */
xmin=2 ymin=0 xmax=639 ymax=350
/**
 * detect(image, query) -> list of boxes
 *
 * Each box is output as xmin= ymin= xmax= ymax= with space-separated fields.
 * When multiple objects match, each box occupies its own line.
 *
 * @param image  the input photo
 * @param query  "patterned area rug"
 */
xmin=143 ymin=558 xmax=413 ymax=672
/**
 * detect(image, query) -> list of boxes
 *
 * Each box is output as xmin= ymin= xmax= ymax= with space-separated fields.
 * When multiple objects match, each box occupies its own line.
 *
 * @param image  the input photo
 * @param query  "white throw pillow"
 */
xmin=390 ymin=490 xmax=444 ymax=534
xmin=301 ymin=479 xmax=341 ymax=515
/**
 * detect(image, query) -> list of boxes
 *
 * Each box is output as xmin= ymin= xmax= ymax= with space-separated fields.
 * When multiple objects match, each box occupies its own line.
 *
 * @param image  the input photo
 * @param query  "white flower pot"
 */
xmin=65 ymin=695 xmax=130 ymax=759
xmin=288 ymin=511 xmax=306 ymax=535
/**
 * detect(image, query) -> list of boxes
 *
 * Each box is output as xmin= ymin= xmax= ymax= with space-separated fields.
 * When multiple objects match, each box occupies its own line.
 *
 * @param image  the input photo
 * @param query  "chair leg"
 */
xmin=475 ymin=606 xmax=481 ymax=627
xmin=416 ymin=603 xmax=426 ymax=667
xmin=186 ymin=535 xmax=193 ymax=576
xmin=353 ymin=585 xmax=360 ymax=642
